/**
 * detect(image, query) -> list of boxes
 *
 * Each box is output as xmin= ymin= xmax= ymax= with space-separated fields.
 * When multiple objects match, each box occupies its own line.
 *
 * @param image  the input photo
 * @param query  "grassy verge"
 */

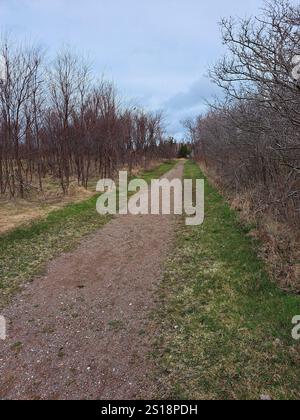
xmin=155 ymin=160 xmax=300 ymax=400
xmin=0 ymin=160 xmax=177 ymax=308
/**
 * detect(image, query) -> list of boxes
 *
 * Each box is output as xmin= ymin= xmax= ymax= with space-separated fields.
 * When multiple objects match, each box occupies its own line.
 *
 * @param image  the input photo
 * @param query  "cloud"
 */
xmin=162 ymin=78 xmax=223 ymax=139
xmin=164 ymin=77 xmax=219 ymax=112
xmin=0 ymin=0 xmax=265 ymax=141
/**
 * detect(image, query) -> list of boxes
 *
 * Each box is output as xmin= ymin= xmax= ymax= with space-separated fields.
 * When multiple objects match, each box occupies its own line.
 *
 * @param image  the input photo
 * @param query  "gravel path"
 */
xmin=0 ymin=162 xmax=184 ymax=400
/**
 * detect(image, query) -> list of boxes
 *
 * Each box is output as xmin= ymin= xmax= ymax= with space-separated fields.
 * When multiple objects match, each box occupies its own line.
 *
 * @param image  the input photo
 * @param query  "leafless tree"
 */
xmin=0 ymin=40 xmax=176 ymax=199
xmin=191 ymin=0 xmax=300 ymax=226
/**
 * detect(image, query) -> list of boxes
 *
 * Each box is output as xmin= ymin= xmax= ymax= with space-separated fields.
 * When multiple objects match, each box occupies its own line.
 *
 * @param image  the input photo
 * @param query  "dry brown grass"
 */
xmin=231 ymin=192 xmax=300 ymax=292
xmin=0 ymin=181 xmax=95 ymax=235
xmin=201 ymin=163 xmax=300 ymax=294
xmin=0 ymin=188 xmax=93 ymax=235
xmin=0 ymin=160 xmax=166 ymax=235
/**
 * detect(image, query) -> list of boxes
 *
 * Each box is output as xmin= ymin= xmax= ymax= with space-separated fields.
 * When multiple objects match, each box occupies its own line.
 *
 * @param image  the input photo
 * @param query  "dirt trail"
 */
xmin=0 ymin=162 xmax=184 ymax=400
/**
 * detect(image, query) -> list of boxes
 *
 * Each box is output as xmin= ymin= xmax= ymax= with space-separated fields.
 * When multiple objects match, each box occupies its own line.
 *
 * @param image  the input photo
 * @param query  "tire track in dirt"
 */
xmin=0 ymin=162 xmax=184 ymax=400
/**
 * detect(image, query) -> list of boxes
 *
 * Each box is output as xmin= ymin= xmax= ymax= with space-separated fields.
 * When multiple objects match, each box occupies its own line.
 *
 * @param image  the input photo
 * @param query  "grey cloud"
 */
xmin=164 ymin=77 xmax=220 ymax=112
xmin=0 ymin=0 xmax=264 ymax=141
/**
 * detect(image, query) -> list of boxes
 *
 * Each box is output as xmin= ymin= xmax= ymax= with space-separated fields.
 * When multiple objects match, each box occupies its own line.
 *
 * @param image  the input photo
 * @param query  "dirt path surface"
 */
xmin=0 ymin=162 xmax=184 ymax=400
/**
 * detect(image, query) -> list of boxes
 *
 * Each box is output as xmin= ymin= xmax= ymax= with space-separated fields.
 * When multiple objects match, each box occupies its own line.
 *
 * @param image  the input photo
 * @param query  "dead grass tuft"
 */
xmin=251 ymin=221 xmax=300 ymax=293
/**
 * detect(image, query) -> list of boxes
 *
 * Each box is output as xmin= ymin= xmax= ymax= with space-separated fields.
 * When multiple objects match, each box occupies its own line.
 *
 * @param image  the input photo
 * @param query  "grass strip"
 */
xmin=154 ymin=160 xmax=300 ymax=400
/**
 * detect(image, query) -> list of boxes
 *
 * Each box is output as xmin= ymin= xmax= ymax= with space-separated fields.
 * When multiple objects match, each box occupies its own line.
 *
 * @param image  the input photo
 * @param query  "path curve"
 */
xmin=0 ymin=162 xmax=184 ymax=400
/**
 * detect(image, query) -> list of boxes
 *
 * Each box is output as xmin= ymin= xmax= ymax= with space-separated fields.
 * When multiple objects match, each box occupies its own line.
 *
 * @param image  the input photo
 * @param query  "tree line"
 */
xmin=187 ymin=0 xmax=300 ymax=227
xmin=0 ymin=39 xmax=177 ymax=198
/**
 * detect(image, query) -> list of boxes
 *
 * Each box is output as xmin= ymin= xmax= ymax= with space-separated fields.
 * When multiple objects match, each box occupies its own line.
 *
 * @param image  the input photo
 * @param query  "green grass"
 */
xmin=135 ymin=160 xmax=178 ymax=184
xmin=155 ymin=160 xmax=300 ymax=400
xmin=0 ymin=160 xmax=177 ymax=308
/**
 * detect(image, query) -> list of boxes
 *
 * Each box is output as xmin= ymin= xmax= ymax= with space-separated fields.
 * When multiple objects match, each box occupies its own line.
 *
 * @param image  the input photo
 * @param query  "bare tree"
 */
xmin=0 ymin=40 xmax=176 ymax=199
xmin=190 ymin=0 xmax=300 ymax=226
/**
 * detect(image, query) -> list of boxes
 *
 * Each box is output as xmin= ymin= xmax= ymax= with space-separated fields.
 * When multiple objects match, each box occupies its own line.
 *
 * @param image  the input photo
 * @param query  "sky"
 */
xmin=0 ymin=0 xmax=266 ymax=139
